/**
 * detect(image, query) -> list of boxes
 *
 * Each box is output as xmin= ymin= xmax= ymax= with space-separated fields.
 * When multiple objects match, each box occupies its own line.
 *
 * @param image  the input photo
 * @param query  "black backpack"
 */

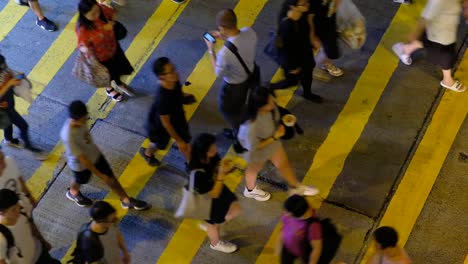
xmin=303 ymin=217 xmax=342 ymax=264
xmin=67 ymin=223 xmax=104 ymax=264
xmin=0 ymin=224 xmax=15 ymax=258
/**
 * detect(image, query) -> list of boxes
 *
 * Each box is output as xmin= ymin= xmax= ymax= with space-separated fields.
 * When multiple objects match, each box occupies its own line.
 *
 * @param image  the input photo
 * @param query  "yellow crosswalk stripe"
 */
xmin=0 ymin=1 xmax=28 ymax=42
xmin=255 ymin=2 xmax=424 ymax=263
xmin=25 ymin=0 xmax=187 ymax=201
xmin=156 ymin=68 xmax=292 ymax=264
xmin=359 ymin=50 xmax=468 ymax=264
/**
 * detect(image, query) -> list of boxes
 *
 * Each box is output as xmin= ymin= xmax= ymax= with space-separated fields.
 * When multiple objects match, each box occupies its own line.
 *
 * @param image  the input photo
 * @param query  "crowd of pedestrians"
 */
xmin=1 ymin=0 xmax=467 ymax=263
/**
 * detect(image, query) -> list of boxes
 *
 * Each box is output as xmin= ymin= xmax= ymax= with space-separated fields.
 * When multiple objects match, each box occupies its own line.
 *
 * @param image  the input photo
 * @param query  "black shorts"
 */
xmin=147 ymin=126 xmax=191 ymax=150
xmin=314 ymin=14 xmax=340 ymax=60
xmin=206 ymin=185 xmax=237 ymax=224
xmin=72 ymin=155 xmax=115 ymax=184
xmin=421 ymin=33 xmax=457 ymax=70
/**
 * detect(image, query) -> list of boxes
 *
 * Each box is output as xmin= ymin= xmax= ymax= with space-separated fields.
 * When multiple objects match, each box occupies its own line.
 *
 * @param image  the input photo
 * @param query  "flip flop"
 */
xmin=392 ymin=43 xmax=412 ymax=65
xmin=440 ymin=81 xmax=467 ymax=93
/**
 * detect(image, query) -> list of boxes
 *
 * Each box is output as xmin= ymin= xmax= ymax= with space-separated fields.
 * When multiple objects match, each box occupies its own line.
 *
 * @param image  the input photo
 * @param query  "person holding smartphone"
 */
xmin=204 ymin=9 xmax=259 ymax=154
xmin=0 ymin=54 xmax=48 ymax=160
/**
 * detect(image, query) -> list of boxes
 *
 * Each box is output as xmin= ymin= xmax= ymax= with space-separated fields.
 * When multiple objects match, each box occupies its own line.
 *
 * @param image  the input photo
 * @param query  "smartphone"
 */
xmin=203 ymin=32 xmax=216 ymax=43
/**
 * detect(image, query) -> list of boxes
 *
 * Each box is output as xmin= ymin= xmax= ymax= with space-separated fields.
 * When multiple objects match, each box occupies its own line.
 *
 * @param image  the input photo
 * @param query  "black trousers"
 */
xmin=271 ymin=57 xmax=315 ymax=96
xmin=218 ymin=80 xmax=250 ymax=130
xmin=3 ymin=107 xmax=33 ymax=149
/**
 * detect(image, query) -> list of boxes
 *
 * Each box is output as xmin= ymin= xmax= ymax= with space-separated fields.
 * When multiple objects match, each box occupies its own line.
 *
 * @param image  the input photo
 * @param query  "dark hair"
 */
xmin=0 ymin=54 xmax=5 ymax=65
xmin=189 ymin=133 xmax=217 ymax=169
xmin=77 ymin=0 xmax=107 ymax=30
xmin=284 ymin=194 xmax=309 ymax=217
xmin=90 ymin=201 xmax=116 ymax=222
xmin=216 ymin=9 xmax=237 ymax=29
xmin=69 ymin=100 xmax=88 ymax=120
xmin=278 ymin=0 xmax=299 ymax=25
xmin=152 ymin=57 xmax=171 ymax=77
xmin=0 ymin=189 xmax=19 ymax=211
xmin=246 ymin=86 xmax=273 ymax=121
xmin=373 ymin=226 xmax=399 ymax=249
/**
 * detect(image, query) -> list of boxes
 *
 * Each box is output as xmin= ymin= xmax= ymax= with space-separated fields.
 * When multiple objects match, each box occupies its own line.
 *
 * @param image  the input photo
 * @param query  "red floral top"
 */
xmin=76 ymin=5 xmax=117 ymax=62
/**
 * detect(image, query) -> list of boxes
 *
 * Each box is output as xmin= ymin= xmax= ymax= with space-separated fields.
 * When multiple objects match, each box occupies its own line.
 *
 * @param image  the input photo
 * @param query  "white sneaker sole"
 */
xmin=243 ymin=191 xmax=271 ymax=201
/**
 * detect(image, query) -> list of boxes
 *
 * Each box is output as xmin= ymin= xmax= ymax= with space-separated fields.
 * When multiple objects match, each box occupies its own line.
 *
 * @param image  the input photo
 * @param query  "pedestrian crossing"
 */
xmin=0 ymin=0 xmax=466 ymax=263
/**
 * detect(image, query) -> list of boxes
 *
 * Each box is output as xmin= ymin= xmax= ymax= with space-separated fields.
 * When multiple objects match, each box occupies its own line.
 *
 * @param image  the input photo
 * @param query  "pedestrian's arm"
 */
xmin=159 ymin=115 xmax=184 ymax=143
xmin=0 ymin=78 xmax=20 ymax=98
xmin=208 ymin=172 xmax=225 ymax=198
xmin=29 ymin=219 xmax=51 ymax=250
xmin=308 ymin=240 xmax=322 ymax=264
xmin=19 ymin=177 xmax=36 ymax=207
xmin=116 ymin=229 xmax=131 ymax=264
xmin=77 ymin=155 xmax=118 ymax=189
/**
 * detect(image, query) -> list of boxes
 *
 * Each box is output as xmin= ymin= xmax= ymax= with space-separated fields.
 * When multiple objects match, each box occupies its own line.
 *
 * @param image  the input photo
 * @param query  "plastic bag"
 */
xmin=13 ymin=78 xmax=33 ymax=103
xmin=336 ymin=0 xmax=366 ymax=49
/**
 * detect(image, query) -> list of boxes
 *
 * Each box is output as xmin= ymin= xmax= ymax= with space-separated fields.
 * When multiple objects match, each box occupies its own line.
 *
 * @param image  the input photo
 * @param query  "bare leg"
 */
xmin=145 ymin=142 xmax=158 ymax=157
xmin=441 ymin=69 xmax=455 ymax=86
xmin=207 ymin=224 xmax=220 ymax=246
xmin=224 ymin=201 xmax=241 ymax=222
xmin=70 ymin=181 xmax=81 ymax=195
xmin=28 ymin=1 xmax=45 ymax=20
xmin=402 ymin=40 xmax=424 ymax=56
xmin=245 ymin=162 xmax=264 ymax=190
xmin=270 ymin=145 xmax=300 ymax=188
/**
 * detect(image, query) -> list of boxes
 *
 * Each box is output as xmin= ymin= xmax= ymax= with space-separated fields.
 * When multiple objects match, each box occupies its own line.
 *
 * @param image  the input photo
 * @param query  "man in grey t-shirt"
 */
xmin=60 ymin=100 xmax=150 ymax=210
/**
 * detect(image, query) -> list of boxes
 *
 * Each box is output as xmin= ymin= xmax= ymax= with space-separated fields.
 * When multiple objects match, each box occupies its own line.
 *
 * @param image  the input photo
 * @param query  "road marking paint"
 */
xmin=25 ymin=0 xmax=187 ymax=202
xmin=359 ymin=50 xmax=468 ymax=264
xmin=256 ymin=3 xmax=425 ymax=263
xmin=0 ymin=1 xmax=28 ymax=42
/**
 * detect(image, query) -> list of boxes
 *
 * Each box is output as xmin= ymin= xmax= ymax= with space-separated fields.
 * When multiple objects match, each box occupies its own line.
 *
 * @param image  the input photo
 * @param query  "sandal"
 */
xmin=105 ymin=88 xmax=124 ymax=102
xmin=440 ymin=80 xmax=467 ymax=93
xmin=392 ymin=42 xmax=412 ymax=65
xmin=111 ymin=80 xmax=134 ymax=97
xmin=321 ymin=63 xmax=343 ymax=77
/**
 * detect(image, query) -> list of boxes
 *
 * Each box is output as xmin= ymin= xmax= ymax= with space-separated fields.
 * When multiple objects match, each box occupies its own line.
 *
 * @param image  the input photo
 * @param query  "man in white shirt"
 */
xmin=205 ymin=9 xmax=260 ymax=153
xmin=392 ymin=0 xmax=466 ymax=92
xmin=0 ymin=189 xmax=59 ymax=264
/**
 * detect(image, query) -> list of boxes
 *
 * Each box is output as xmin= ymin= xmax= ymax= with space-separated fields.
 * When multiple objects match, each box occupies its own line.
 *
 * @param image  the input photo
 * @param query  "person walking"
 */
xmin=271 ymin=0 xmax=323 ymax=103
xmin=0 ymin=54 xmax=48 ymax=160
xmin=277 ymin=195 xmax=323 ymax=264
xmin=237 ymin=87 xmax=319 ymax=201
xmin=139 ymin=57 xmax=192 ymax=166
xmin=14 ymin=0 xmax=57 ymax=31
xmin=308 ymin=0 xmax=344 ymax=78
xmin=204 ymin=9 xmax=259 ymax=153
xmin=76 ymin=0 xmax=134 ymax=101
xmin=0 ymin=189 xmax=60 ymax=264
xmin=392 ymin=0 xmax=466 ymax=92
xmin=70 ymin=201 xmax=130 ymax=264
xmin=188 ymin=133 xmax=241 ymax=253
xmin=366 ymin=226 xmax=412 ymax=264
xmin=0 ymin=151 xmax=35 ymax=217
xmin=61 ymin=100 xmax=150 ymax=210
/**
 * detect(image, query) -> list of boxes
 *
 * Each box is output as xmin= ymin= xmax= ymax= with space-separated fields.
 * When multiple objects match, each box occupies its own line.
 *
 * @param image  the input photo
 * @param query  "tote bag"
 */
xmin=72 ymin=51 xmax=110 ymax=88
xmin=174 ymin=169 xmax=211 ymax=220
xmin=336 ymin=0 xmax=366 ymax=49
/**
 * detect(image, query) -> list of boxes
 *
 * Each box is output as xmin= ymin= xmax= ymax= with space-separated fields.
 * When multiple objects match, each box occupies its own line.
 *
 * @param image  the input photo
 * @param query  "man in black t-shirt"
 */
xmin=308 ymin=0 xmax=344 ymax=77
xmin=140 ymin=57 xmax=192 ymax=166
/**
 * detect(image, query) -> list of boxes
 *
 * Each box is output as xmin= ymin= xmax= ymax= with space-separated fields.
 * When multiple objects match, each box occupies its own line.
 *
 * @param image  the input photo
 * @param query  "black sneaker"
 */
xmin=303 ymin=93 xmax=323 ymax=104
xmin=139 ymin=147 xmax=160 ymax=166
xmin=14 ymin=0 xmax=29 ymax=6
xmin=171 ymin=0 xmax=186 ymax=3
xmin=121 ymin=197 xmax=151 ymax=211
xmin=36 ymin=17 xmax=57 ymax=32
xmin=66 ymin=189 xmax=93 ymax=207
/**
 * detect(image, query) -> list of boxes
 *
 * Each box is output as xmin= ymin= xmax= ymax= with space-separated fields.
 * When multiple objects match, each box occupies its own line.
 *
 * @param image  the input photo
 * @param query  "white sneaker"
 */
xmin=243 ymin=186 xmax=271 ymax=201
xmin=3 ymin=139 xmax=25 ymax=149
xmin=289 ymin=185 xmax=320 ymax=196
xmin=111 ymin=80 xmax=134 ymax=96
xmin=392 ymin=43 xmax=412 ymax=65
xmin=210 ymin=240 xmax=237 ymax=253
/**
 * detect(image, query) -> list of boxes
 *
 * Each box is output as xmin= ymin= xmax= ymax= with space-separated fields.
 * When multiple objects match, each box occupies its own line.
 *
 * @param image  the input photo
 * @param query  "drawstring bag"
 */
xmin=72 ymin=51 xmax=110 ymax=88
xmin=174 ymin=169 xmax=211 ymax=220
xmin=336 ymin=0 xmax=366 ymax=49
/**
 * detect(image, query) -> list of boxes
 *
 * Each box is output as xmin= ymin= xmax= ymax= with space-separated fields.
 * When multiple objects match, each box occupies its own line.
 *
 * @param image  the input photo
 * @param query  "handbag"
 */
xmin=13 ymin=78 xmax=33 ymax=103
xmin=336 ymin=0 xmax=366 ymax=49
xmin=114 ymin=21 xmax=127 ymax=41
xmin=174 ymin=169 xmax=212 ymax=220
xmin=72 ymin=51 xmax=110 ymax=88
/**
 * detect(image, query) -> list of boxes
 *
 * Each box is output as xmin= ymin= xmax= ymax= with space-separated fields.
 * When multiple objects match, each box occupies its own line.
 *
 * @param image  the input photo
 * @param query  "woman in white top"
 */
xmin=392 ymin=0 xmax=466 ymax=93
